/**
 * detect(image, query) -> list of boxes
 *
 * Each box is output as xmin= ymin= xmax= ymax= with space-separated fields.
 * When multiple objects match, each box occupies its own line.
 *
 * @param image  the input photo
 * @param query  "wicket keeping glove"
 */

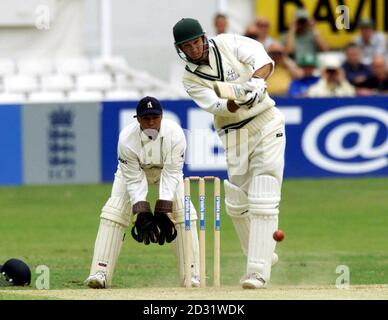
xmin=131 ymin=201 xmax=159 ymax=245
xmin=235 ymin=78 xmax=267 ymax=109
xmin=154 ymin=199 xmax=177 ymax=245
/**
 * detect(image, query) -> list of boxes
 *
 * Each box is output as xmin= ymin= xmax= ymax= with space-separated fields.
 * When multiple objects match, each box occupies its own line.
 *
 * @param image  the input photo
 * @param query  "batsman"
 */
xmin=173 ymin=18 xmax=286 ymax=289
xmin=86 ymin=96 xmax=200 ymax=288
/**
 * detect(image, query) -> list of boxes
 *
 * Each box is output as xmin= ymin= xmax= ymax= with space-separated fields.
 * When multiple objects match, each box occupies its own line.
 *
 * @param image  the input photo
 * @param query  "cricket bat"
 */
xmin=213 ymin=81 xmax=249 ymax=100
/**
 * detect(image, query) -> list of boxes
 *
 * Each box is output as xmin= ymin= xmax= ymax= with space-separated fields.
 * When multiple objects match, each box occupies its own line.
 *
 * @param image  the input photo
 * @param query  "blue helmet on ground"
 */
xmin=0 ymin=258 xmax=31 ymax=286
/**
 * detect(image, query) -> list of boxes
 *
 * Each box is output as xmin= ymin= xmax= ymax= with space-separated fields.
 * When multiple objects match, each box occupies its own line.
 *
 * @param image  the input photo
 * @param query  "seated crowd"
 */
xmin=231 ymin=10 xmax=388 ymax=97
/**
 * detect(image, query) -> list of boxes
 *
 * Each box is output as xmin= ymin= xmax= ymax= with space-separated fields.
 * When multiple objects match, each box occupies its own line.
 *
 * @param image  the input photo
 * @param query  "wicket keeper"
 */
xmin=86 ymin=96 xmax=200 ymax=288
xmin=173 ymin=18 xmax=286 ymax=289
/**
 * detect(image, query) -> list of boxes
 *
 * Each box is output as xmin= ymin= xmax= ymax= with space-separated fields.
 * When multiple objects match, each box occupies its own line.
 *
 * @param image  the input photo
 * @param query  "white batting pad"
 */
xmin=172 ymin=221 xmax=200 ymax=286
xmin=100 ymin=196 xmax=131 ymax=227
xmin=89 ymin=218 xmax=126 ymax=287
xmin=224 ymin=179 xmax=250 ymax=255
xmin=247 ymin=215 xmax=278 ymax=281
xmin=89 ymin=196 xmax=131 ymax=287
xmin=247 ymin=175 xmax=280 ymax=282
xmin=248 ymin=175 xmax=281 ymax=216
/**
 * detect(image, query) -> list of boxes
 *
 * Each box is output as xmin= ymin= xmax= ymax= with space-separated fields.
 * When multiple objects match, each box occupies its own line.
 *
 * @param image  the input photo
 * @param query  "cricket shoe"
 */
xmin=240 ymin=272 xmax=267 ymax=289
xmin=86 ymin=271 xmax=107 ymax=289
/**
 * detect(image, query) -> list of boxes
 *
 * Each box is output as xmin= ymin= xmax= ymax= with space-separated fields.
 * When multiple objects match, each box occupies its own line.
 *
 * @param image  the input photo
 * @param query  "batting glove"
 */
xmin=243 ymin=78 xmax=267 ymax=92
xmin=236 ymin=78 xmax=267 ymax=109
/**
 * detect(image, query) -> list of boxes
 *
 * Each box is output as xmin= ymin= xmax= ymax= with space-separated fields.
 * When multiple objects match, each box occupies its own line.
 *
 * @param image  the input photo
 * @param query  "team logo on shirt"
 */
xmin=226 ymin=69 xmax=239 ymax=81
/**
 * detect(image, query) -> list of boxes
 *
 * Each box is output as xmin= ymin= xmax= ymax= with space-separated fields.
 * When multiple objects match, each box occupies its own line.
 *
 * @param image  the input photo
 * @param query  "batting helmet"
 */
xmin=173 ymin=18 xmax=206 ymax=45
xmin=0 ymin=258 xmax=31 ymax=286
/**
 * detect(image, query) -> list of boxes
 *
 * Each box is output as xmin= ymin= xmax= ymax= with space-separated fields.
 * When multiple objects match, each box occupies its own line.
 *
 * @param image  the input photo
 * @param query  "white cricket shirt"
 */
xmin=117 ymin=118 xmax=186 ymax=204
xmin=182 ymin=33 xmax=276 ymax=131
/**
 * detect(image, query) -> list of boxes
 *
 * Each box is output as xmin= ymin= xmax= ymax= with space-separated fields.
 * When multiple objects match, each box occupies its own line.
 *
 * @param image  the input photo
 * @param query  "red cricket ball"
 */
xmin=273 ymin=230 xmax=285 ymax=242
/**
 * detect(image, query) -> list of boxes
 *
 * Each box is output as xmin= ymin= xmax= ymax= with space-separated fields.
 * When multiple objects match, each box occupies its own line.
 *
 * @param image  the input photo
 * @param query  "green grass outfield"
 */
xmin=0 ymin=178 xmax=387 ymax=296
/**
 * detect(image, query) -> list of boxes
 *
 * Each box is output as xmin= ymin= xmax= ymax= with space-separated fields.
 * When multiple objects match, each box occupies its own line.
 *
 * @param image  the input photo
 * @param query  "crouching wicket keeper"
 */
xmin=86 ymin=96 xmax=200 ymax=288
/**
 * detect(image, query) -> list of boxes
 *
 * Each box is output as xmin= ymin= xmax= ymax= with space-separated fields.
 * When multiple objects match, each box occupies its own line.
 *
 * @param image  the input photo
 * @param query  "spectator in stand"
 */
xmin=342 ymin=43 xmax=371 ymax=86
xmin=288 ymin=54 xmax=320 ymax=97
xmin=352 ymin=18 xmax=386 ymax=65
xmin=266 ymin=41 xmax=303 ymax=96
xmin=283 ymin=8 xmax=329 ymax=63
xmin=255 ymin=17 xmax=274 ymax=50
xmin=307 ymin=56 xmax=355 ymax=97
xmin=213 ymin=13 xmax=228 ymax=36
xmin=243 ymin=23 xmax=260 ymax=40
xmin=356 ymin=55 xmax=388 ymax=95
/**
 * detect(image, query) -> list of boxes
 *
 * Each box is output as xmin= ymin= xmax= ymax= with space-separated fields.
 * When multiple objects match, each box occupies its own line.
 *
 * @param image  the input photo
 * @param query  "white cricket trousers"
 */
xmin=221 ymin=107 xmax=286 ymax=192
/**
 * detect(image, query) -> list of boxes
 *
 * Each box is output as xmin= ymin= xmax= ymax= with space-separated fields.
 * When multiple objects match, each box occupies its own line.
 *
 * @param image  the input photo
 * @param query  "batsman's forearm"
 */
xmin=252 ymin=63 xmax=273 ymax=80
